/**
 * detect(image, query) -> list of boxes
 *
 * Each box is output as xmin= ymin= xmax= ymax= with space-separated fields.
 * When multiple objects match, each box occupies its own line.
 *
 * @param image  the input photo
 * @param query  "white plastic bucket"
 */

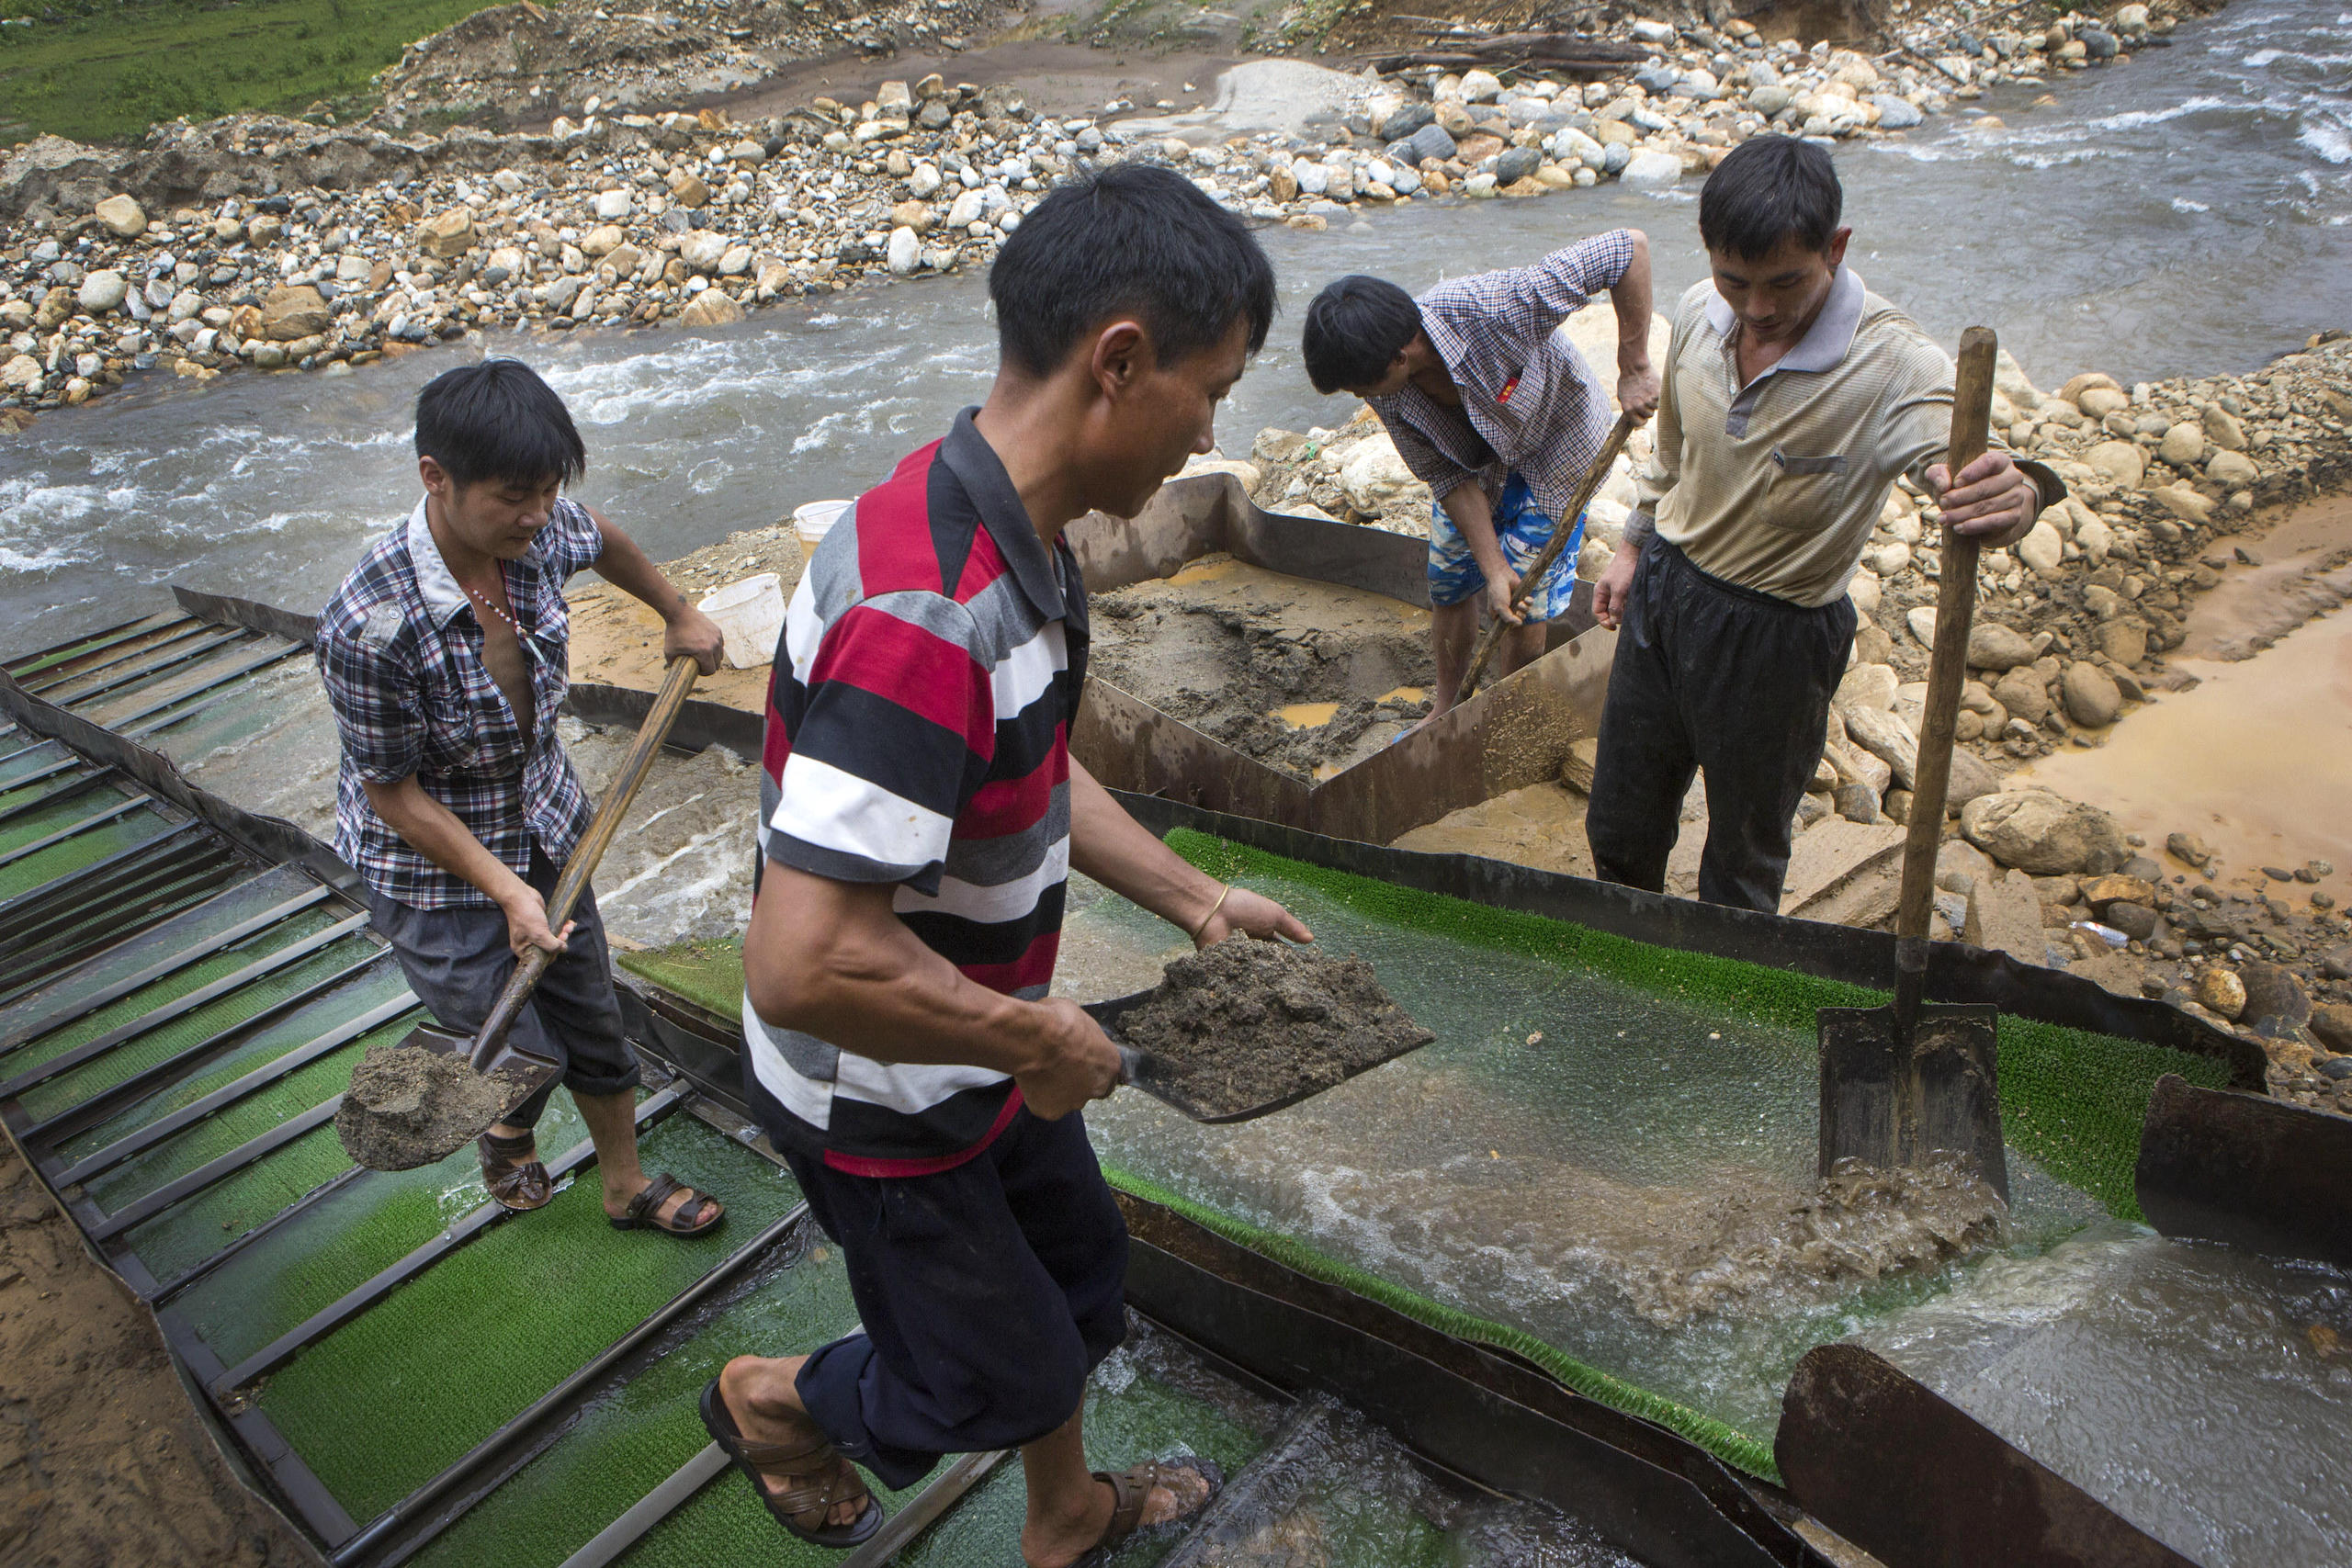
xmin=697 ymin=572 xmax=785 ymax=671
xmin=793 ymin=498 xmax=853 ymax=552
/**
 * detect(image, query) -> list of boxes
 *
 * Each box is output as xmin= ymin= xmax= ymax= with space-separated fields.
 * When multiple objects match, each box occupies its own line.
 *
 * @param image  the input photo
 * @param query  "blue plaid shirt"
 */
xmin=316 ymin=497 xmax=605 ymax=909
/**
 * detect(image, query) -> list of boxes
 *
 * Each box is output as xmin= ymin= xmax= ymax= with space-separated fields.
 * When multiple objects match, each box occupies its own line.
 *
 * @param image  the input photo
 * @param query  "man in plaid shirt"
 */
xmin=1302 ymin=230 xmax=1660 ymax=722
xmin=317 ymin=359 xmax=730 ymax=1232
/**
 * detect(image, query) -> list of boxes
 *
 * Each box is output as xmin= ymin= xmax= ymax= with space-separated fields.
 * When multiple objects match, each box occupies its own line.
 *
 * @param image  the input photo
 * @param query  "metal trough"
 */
xmin=1065 ymin=472 xmax=1616 ymax=845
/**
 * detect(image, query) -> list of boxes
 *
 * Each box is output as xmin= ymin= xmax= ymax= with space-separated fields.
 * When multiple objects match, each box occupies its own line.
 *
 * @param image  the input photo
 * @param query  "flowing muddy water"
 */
xmin=2025 ymin=492 xmax=2352 ymax=892
xmin=6 ymin=0 xmax=2350 ymax=649
xmin=1056 ymin=870 xmax=2099 ymax=1443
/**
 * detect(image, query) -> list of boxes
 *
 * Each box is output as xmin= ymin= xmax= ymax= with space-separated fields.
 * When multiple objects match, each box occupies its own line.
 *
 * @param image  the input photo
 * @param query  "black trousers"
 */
xmin=786 ymin=1107 xmax=1129 ymax=1490
xmin=1586 ymin=534 xmax=1857 ymax=913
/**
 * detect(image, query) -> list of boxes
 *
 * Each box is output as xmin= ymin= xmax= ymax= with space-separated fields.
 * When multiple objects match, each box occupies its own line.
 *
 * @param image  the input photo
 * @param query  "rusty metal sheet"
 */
xmin=2136 ymin=1072 xmax=2352 ymax=1268
xmin=171 ymin=585 xmax=321 ymax=649
xmin=1777 ymin=1344 xmax=2196 ymax=1568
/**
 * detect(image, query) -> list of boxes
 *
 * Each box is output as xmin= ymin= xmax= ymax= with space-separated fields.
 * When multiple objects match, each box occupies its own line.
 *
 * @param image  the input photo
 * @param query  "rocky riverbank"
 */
xmin=0 ymin=2 xmax=2192 ymax=414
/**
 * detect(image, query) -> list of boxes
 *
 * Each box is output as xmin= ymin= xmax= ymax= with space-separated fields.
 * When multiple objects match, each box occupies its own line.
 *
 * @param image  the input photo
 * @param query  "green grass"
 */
xmin=0 ymin=0 xmax=492 ymax=145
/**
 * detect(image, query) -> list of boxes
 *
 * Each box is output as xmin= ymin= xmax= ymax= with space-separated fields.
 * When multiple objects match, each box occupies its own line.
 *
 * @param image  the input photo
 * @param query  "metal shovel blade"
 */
xmin=1083 ymin=988 xmax=1434 ymax=1124
xmin=333 ymin=1021 xmax=562 ymax=1172
xmin=1817 ymin=1002 xmax=2009 ymax=1202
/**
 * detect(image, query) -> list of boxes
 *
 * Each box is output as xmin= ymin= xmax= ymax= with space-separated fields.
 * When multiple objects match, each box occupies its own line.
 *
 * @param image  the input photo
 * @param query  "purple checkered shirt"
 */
xmin=1367 ymin=230 xmax=1635 ymax=526
xmin=316 ymin=497 xmax=605 ymax=909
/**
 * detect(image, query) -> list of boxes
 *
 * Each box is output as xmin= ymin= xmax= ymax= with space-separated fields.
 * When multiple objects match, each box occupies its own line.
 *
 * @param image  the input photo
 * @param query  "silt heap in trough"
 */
xmin=1066 ymin=469 xmax=1611 ymax=845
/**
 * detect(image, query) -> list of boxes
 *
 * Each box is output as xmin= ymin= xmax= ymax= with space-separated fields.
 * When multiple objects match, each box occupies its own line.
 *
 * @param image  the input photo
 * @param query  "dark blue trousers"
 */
xmin=784 ymin=1106 xmax=1129 ymax=1490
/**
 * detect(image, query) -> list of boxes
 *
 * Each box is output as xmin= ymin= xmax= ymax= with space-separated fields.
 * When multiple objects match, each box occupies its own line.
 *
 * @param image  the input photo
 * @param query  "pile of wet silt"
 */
xmin=334 ymin=1043 xmax=535 ymax=1170
xmin=1087 ymin=556 xmax=1433 ymax=783
xmin=1114 ymin=936 xmax=1434 ymax=1117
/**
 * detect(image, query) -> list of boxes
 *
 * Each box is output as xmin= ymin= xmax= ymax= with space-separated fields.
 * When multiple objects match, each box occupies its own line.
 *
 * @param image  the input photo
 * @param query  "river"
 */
xmin=3 ymin=0 xmax=2348 ymax=652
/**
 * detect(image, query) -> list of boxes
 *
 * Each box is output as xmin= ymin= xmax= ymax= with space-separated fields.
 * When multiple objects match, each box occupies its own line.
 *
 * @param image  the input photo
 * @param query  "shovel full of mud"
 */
xmin=337 ymin=656 xmax=700 ymax=1172
xmin=1816 ymin=328 xmax=2008 ymax=1203
xmin=1086 ymin=936 xmax=1436 ymax=1122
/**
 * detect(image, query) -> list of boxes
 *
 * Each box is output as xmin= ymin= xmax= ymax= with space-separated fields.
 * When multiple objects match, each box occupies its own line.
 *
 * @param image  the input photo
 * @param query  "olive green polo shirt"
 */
xmin=1629 ymin=270 xmax=2064 ymax=608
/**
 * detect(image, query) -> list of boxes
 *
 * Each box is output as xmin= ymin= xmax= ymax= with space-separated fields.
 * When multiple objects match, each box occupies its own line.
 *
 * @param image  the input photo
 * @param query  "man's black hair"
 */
xmin=413 ymin=359 xmax=588 ymax=490
xmin=988 ymin=163 xmax=1276 ymax=378
xmin=1699 ymin=136 xmax=1844 ymax=261
xmin=1299 ymin=276 xmax=1420 ymax=394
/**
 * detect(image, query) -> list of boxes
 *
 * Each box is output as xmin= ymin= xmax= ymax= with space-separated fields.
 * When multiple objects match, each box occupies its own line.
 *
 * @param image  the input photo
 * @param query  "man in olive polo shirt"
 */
xmin=1588 ymin=136 xmax=2064 ymax=912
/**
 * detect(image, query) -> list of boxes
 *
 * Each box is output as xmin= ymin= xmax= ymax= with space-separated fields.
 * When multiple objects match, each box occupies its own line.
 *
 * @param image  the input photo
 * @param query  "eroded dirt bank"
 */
xmin=0 ymin=1136 xmax=322 ymax=1568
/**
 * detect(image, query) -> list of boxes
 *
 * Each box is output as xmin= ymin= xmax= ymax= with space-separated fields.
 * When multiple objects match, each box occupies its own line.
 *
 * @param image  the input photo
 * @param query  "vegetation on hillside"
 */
xmin=0 ymin=0 xmax=488 ymax=145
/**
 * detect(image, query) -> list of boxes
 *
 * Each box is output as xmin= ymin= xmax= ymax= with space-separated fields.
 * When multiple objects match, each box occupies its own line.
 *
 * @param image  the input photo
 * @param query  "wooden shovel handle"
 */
xmin=1892 ymin=327 xmax=1998 ymax=1021
xmin=1457 ymin=409 xmax=1645 ymax=704
xmin=470 ymin=656 xmax=701 ymax=1071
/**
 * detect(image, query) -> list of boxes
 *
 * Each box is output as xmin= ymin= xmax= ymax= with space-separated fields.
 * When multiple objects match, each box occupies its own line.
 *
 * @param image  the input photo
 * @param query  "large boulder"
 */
xmin=2206 ymin=448 xmax=2258 ymax=489
xmin=1961 ymin=789 xmax=2129 ymax=875
xmin=76 ymin=269 xmax=128 ymax=314
xmin=1619 ymin=150 xmax=1684 ymax=187
xmin=1967 ymin=621 xmax=2036 ymax=671
xmin=1336 ymin=434 xmax=1430 ymax=514
xmin=679 ymin=231 xmax=729 ymax=273
xmin=2083 ymin=439 xmax=2145 ymax=489
xmin=1993 ymin=667 xmax=2050 ymax=725
xmin=678 ymin=288 xmax=744 ymax=327
xmin=415 ymin=206 xmax=476 ymax=259
xmin=2060 ymin=660 xmax=2121 ymax=727
xmin=2017 ymin=519 xmax=2064 ymax=576
xmin=94 ymin=193 xmax=147 ymax=237
xmin=1840 ymin=704 xmax=1998 ymax=807
xmin=259 ymin=284 xmax=332 ymax=342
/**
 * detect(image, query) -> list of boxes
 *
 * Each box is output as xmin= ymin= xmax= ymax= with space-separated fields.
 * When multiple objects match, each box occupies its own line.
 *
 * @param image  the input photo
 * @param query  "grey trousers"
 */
xmin=362 ymin=845 xmax=641 ymax=1127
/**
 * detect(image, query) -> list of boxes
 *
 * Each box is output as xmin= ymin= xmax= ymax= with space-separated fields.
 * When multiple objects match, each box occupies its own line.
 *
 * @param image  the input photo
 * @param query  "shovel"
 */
xmin=1082 ymin=987 xmax=1435 ymax=1123
xmin=1456 ymin=407 xmax=1645 ymax=705
xmin=1815 ymin=327 xmax=2009 ymax=1203
xmin=340 ymin=655 xmax=701 ymax=1172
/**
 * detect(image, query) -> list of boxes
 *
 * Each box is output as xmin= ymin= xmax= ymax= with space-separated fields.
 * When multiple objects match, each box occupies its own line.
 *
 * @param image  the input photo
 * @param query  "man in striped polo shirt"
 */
xmin=700 ymin=166 xmax=1310 ymax=1563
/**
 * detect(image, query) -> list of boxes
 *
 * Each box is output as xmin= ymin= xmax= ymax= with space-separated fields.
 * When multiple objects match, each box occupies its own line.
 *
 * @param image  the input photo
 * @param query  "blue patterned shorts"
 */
xmin=1428 ymin=470 xmax=1585 ymax=622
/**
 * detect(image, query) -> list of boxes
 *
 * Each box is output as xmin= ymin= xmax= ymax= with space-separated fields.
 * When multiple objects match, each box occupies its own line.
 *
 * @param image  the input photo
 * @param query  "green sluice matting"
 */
xmin=16 ymin=934 xmax=380 ymax=1125
xmin=125 ymin=1120 xmax=358 ymax=1284
xmin=0 ymin=807 xmax=174 ymax=903
xmin=0 ymin=784 xmax=137 ymax=855
xmin=66 ymin=641 xmax=266 ymax=724
xmin=171 ymin=1098 xmax=593 ymax=1366
xmin=53 ymin=958 xmax=406 ymax=1165
xmin=1164 ymin=829 xmax=2228 ymax=1222
xmin=0 ymin=741 xmax=68 ymax=786
xmin=409 ymin=1239 xmax=877 ymax=1568
xmin=0 ymin=770 xmax=93 ymax=818
xmin=82 ymin=1000 xmax=421 ymax=1215
xmin=3 ymin=615 xmax=178 ymax=679
xmin=255 ymin=1115 xmax=801 ymax=1525
xmin=4 ymin=901 xmax=346 ymax=1075
xmin=613 ymin=1325 xmax=1275 ymax=1568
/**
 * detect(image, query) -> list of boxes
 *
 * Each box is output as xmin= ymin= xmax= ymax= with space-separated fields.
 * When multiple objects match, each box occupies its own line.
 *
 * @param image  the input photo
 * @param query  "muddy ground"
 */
xmin=0 ymin=1137 xmax=322 ymax=1568
xmin=567 ymin=517 xmax=808 ymax=714
xmin=1090 ymin=555 xmax=1436 ymax=781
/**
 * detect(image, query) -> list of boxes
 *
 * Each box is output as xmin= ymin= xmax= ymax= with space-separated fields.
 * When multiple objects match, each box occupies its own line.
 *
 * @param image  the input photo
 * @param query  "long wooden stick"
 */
xmin=1456 ymin=409 xmax=1645 ymax=704
xmin=468 ymin=655 xmax=700 ymax=1071
xmin=1891 ymin=327 xmax=1997 ymax=1032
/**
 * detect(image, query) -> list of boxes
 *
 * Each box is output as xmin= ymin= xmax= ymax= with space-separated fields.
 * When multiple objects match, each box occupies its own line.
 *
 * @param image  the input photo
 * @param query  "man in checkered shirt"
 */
xmin=317 ymin=359 xmax=732 ymax=1234
xmin=1302 ymin=228 xmax=1660 ymax=723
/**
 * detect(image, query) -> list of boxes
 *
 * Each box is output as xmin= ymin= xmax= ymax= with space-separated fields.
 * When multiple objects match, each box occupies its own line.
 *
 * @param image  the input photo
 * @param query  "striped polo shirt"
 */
xmin=742 ymin=409 xmax=1088 ymax=1172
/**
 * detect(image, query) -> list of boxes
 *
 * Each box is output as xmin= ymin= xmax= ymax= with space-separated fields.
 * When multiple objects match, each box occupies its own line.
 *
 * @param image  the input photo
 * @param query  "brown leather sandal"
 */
xmin=609 ymin=1171 xmax=723 ymax=1235
xmin=477 ymin=1128 xmax=552 ymax=1212
xmin=1074 ymin=1455 xmax=1224 ymax=1566
xmin=699 ymin=1376 xmax=885 ymax=1546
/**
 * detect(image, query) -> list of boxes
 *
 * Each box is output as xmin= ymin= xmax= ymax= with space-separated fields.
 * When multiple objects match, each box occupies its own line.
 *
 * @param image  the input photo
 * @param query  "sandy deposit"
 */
xmin=1089 ymin=554 xmax=1434 ymax=781
xmin=335 ymin=1041 xmax=536 ymax=1170
xmin=567 ymin=515 xmax=807 ymax=711
xmin=1114 ymin=936 xmax=1433 ymax=1117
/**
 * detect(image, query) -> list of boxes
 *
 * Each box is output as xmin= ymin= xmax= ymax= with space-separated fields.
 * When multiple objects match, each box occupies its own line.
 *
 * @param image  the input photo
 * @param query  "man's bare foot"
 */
xmin=1021 ymin=1461 xmax=1215 ymax=1568
xmin=717 ymin=1357 xmax=867 ymax=1530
